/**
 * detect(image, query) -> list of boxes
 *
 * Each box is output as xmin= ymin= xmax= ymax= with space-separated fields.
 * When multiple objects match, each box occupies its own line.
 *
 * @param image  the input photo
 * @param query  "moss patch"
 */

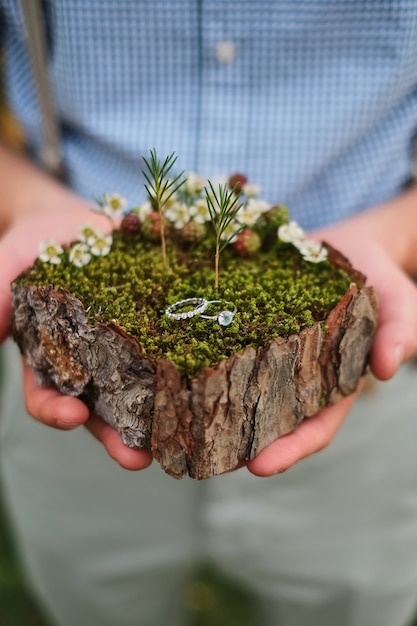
xmin=17 ymin=230 xmax=353 ymax=377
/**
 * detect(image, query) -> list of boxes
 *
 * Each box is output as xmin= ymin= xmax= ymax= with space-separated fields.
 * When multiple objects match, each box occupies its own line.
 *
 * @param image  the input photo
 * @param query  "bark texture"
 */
xmin=11 ymin=270 xmax=378 ymax=479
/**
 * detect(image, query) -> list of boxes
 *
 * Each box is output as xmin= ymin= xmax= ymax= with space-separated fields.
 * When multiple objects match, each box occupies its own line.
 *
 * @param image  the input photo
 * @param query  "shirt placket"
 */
xmin=196 ymin=0 xmax=250 ymax=176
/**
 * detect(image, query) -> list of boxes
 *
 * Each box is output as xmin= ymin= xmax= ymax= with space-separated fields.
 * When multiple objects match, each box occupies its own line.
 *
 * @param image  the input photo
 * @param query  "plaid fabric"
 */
xmin=1 ymin=0 xmax=416 ymax=229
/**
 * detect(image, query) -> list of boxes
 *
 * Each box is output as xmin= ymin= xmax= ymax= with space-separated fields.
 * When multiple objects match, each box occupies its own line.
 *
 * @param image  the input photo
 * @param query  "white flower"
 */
xmin=135 ymin=200 xmax=153 ymax=221
xmin=164 ymin=201 xmax=190 ymax=229
xmin=184 ymin=171 xmax=206 ymax=196
xmin=277 ymin=220 xmax=305 ymax=244
xmin=242 ymin=183 xmax=261 ymax=198
xmin=236 ymin=198 xmax=271 ymax=225
xmin=78 ymin=223 xmax=102 ymax=243
xmin=38 ymin=239 xmax=64 ymax=264
xmin=235 ymin=206 xmax=259 ymax=226
xmin=189 ymin=199 xmax=211 ymax=224
xmin=219 ymin=219 xmax=241 ymax=244
xmin=69 ymin=243 xmax=92 ymax=268
xmin=88 ymin=232 xmax=113 ymax=256
xmin=102 ymin=192 xmax=127 ymax=218
xmin=298 ymin=240 xmax=328 ymax=263
xmin=248 ymin=198 xmax=271 ymax=213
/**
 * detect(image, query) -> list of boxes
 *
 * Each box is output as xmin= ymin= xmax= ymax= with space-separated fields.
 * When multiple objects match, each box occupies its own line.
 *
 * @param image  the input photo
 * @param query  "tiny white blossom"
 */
xmin=219 ymin=219 xmax=241 ymax=244
xmin=298 ymin=240 xmax=328 ymax=263
xmin=189 ymin=199 xmax=211 ymax=224
xmin=184 ymin=171 xmax=206 ymax=196
xmin=236 ymin=198 xmax=272 ymax=225
xmin=102 ymin=193 xmax=127 ymax=218
xmin=135 ymin=200 xmax=153 ymax=221
xmin=88 ymin=232 xmax=113 ymax=257
xmin=235 ymin=206 xmax=259 ymax=226
xmin=38 ymin=239 xmax=64 ymax=264
xmin=278 ymin=220 xmax=305 ymax=244
xmin=69 ymin=243 xmax=92 ymax=268
xmin=78 ymin=223 xmax=102 ymax=243
xmin=242 ymin=183 xmax=261 ymax=198
xmin=248 ymin=198 xmax=271 ymax=213
xmin=165 ymin=201 xmax=190 ymax=229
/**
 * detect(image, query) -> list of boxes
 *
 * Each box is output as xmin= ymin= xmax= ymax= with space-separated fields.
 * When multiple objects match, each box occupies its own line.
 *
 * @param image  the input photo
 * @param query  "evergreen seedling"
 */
xmin=141 ymin=150 xmax=185 ymax=268
xmin=205 ymin=181 xmax=245 ymax=290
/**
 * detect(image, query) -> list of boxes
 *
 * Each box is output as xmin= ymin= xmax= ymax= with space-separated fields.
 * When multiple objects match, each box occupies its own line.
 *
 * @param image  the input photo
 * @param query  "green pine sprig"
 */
xmin=141 ymin=149 xmax=185 ymax=268
xmin=205 ymin=181 xmax=245 ymax=290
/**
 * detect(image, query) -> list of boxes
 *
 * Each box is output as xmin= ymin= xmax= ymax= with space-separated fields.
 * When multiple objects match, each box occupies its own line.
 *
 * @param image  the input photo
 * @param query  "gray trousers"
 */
xmin=1 ymin=340 xmax=416 ymax=626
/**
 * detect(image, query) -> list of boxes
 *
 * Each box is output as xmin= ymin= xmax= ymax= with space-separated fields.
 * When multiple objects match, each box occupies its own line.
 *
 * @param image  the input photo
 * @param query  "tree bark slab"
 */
xmin=11 ymin=269 xmax=378 ymax=479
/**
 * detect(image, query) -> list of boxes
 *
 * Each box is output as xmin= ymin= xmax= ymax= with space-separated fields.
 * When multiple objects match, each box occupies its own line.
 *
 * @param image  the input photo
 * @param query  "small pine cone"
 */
xmin=180 ymin=220 xmax=207 ymax=243
xmin=263 ymin=205 xmax=290 ymax=228
xmin=233 ymin=228 xmax=261 ymax=257
xmin=141 ymin=212 xmax=171 ymax=242
xmin=228 ymin=173 xmax=248 ymax=193
xmin=120 ymin=212 xmax=141 ymax=235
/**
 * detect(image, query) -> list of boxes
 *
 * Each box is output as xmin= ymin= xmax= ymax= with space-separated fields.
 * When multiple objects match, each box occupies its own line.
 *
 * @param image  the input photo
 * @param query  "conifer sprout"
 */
xmin=205 ymin=181 xmax=245 ymax=290
xmin=141 ymin=150 xmax=186 ymax=268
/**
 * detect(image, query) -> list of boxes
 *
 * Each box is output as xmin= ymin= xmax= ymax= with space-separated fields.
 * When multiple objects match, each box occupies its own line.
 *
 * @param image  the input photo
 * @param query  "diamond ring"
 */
xmin=165 ymin=297 xmax=208 ymax=320
xmin=200 ymin=300 xmax=237 ymax=326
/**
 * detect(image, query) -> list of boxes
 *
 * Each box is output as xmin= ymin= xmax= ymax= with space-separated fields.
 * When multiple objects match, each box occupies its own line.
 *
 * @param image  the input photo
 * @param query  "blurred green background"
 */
xmin=0 ymin=486 xmax=254 ymax=626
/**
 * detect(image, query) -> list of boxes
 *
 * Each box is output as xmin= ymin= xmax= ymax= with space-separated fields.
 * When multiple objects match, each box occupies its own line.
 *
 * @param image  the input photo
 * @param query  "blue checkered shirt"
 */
xmin=1 ymin=0 xmax=416 ymax=229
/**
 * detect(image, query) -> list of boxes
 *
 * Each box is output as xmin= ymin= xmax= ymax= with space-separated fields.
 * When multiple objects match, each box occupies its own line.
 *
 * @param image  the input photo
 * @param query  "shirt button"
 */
xmin=214 ymin=40 xmax=237 ymax=64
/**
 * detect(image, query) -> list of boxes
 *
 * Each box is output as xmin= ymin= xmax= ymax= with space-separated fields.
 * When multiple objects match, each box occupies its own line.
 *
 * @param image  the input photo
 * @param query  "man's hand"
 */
xmin=248 ymin=189 xmax=417 ymax=476
xmin=0 ymin=145 xmax=152 ymax=469
xmin=22 ymin=364 xmax=153 ymax=470
xmin=0 ymin=208 xmax=153 ymax=471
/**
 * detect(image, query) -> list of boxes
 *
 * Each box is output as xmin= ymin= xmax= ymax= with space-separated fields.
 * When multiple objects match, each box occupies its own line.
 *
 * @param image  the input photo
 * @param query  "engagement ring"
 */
xmin=200 ymin=300 xmax=237 ymax=326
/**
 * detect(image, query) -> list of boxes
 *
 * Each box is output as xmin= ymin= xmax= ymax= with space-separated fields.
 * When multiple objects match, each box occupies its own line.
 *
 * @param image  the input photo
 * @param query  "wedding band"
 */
xmin=165 ymin=297 xmax=208 ymax=320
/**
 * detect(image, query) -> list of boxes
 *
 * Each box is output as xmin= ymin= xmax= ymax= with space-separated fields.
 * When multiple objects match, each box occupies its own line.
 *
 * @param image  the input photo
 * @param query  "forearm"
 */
xmin=0 ymin=142 xmax=87 ymax=235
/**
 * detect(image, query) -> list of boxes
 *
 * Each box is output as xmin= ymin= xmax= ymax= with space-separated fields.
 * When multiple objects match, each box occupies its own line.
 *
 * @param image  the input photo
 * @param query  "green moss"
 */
xmin=17 ymin=231 xmax=353 ymax=378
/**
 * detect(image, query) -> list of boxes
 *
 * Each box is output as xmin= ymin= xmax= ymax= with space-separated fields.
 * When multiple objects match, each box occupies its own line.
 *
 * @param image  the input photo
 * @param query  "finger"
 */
xmin=313 ymin=235 xmax=417 ymax=381
xmin=369 ymin=265 xmax=417 ymax=380
xmin=24 ymin=362 xmax=152 ymax=470
xmin=85 ymin=413 xmax=153 ymax=471
xmin=23 ymin=362 xmax=90 ymax=429
xmin=247 ymin=392 xmax=358 ymax=477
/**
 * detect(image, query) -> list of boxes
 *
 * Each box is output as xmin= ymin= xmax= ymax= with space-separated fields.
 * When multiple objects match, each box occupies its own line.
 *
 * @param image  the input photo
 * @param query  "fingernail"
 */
xmin=393 ymin=344 xmax=404 ymax=370
xmin=56 ymin=419 xmax=81 ymax=429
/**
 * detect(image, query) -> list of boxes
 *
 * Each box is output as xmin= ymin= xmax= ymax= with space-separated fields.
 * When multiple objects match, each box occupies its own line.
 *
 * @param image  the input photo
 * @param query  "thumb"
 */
xmin=0 ymin=208 xmax=112 ymax=344
xmin=0 ymin=232 xmax=37 ymax=343
xmin=370 ymin=260 xmax=417 ymax=380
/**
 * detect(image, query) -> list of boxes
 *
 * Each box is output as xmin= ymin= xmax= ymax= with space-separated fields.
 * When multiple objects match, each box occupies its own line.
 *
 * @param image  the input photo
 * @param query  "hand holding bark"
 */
xmin=0 ymin=144 xmax=152 ymax=470
xmin=248 ymin=188 xmax=417 ymax=477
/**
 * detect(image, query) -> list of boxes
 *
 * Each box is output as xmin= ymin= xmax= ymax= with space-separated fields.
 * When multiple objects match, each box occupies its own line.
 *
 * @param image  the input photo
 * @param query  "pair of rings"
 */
xmin=165 ymin=297 xmax=237 ymax=326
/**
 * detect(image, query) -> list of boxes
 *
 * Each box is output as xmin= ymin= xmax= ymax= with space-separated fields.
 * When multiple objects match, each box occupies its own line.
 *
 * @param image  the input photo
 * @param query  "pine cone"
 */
xmin=120 ymin=212 xmax=141 ymax=235
xmin=180 ymin=221 xmax=207 ymax=244
xmin=228 ymin=173 xmax=248 ymax=193
xmin=141 ymin=212 xmax=171 ymax=242
xmin=233 ymin=228 xmax=261 ymax=257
